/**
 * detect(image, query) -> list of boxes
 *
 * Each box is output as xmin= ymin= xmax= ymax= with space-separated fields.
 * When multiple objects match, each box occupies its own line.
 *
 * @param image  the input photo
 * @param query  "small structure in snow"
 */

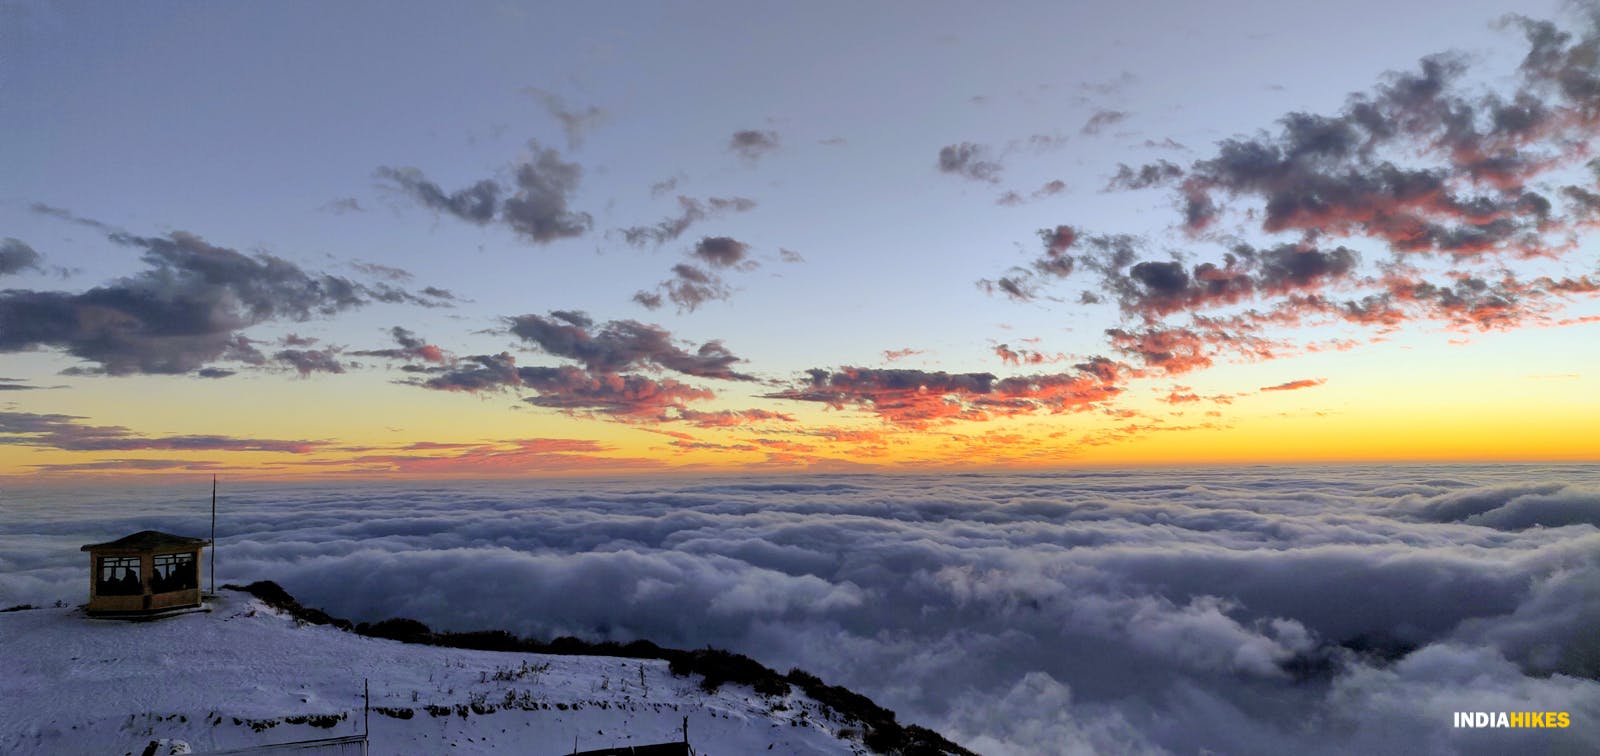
xmin=570 ymin=717 xmax=693 ymax=755
xmin=81 ymin=530 xmax=208 ymax=617
xmin=570 ymin=745 xmax=691 ymax=756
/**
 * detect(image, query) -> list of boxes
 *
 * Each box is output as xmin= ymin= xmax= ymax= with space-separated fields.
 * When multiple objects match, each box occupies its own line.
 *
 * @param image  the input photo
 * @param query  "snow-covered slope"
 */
xmin=0 ymin=590 xmax=944 ymax=755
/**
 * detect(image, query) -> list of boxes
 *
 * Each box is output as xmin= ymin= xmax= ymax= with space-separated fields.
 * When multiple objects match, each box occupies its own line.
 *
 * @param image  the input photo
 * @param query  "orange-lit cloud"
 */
xmin=765 ymin=361 xmax=1124 ymax=428
xmin=293 ymin=438 xmax=665 ymax=476
xmin=672 ymin=408 xmax=797 ymax=427
xmin=981 ymin=19 xmax=1600 ymax=395
xmin=1260 ymin=378 xmax=1327 ymax=392
xmin=351 ymin=326 xmax=449 ymax=364
xmin=1105 ymin=328 xmax=1213 ymax=375
xmin=993 ymin=343 xmax=1070 ymax=366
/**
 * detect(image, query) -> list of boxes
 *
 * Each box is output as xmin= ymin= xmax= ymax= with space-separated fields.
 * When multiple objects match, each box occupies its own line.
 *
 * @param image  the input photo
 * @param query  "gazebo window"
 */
xmin=151 ymin=553 xmax=197 ymax=592
xmin=97 ymin=556 xmax=142 ymax=595
xmin=82 ymin=530 xmax=207 ymax=615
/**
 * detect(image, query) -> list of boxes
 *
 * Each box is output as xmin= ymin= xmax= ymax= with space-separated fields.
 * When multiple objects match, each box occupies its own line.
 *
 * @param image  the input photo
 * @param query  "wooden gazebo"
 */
xmin=81 ymin=530 xmax=208 ymax=616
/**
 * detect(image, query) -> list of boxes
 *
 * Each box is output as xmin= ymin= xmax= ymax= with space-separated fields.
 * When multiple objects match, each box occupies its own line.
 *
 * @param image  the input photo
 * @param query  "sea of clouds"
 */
xmin=4 ymin=465 xmax=1597 ymax=754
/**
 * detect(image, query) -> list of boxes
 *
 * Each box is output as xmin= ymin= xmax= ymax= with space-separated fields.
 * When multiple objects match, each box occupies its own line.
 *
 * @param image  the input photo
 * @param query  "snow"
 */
xmin=0 ymin=592 xmax=872 ymax=755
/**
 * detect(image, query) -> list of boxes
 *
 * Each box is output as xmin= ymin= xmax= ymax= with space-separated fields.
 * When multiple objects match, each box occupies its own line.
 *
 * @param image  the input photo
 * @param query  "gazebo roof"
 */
xmin=80 ymin=530 xmax=209 ymax=552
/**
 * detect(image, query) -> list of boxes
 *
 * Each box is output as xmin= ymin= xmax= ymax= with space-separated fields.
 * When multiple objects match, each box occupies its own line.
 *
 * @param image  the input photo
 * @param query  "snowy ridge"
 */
xmin=0 ymin=588 xmax=971 ymax=755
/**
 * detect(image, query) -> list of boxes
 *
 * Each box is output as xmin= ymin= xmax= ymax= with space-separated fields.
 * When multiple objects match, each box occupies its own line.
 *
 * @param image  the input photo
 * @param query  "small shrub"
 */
xmin=358 ymin=617 xmax=433 ymax=644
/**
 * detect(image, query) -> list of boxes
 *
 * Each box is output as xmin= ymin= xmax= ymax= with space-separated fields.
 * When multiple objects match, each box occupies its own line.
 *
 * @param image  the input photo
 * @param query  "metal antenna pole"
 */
xmin=210 ymin=475 xmax=217 ymax=595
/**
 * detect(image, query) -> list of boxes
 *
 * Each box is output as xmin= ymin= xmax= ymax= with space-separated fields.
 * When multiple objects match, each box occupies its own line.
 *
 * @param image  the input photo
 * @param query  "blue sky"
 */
xmin=2 ymin=0 xmax=1596 ymax=476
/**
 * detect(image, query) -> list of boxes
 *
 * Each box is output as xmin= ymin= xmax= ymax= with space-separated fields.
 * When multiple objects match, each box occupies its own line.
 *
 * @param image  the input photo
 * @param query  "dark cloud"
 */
xmin=0 ymin=230 xmax=433 ymax=375
xmin=1341 ymin=274 xmax=1538 ymax=331
xmin=1253 ymin=243 xmax=1362 ymax=293
xmin=997 ymin=180 xmax=1069 ymax=206
xmin=0 ymin=239 xmax=43 ymax=275
xmin=375 ymin=167 xmax=501 ymax=224
xmin=1105 ymin=160 xmax=1184 ymax=191
xmin=980 ymin=229 xmax=1131 ymax=302
xmin=28 ymin=202 xmax=117 ymax=232
xmin=273 ymin=347 xmax=346 ymax=377
xmin=1033 ymin=225 xmax=1079 ymax=278
xmin=0 ymin=410 xmax=325 ymax=453
xmin=997 ymin=236 xmax=1370 ymax=370
xmin=729 ymin=129 xmax=781 ymax=162
xmin=1081 ymin=71 xmax=1138 ymax=96
xmin=1143 ymin=137 xmax=1187 ymax=150
xmin=1131 ymin=259 xmax=1254 ymax=317
xmin=1129 ymin=260 xmax=1192 ymax=297
xmin=649 ymin=176 xmax=682 ymax=197
xmin=1080 ymin=109 xmax=1129 ymax=135
xmin=1049 ymin=238 xmax=1353 ymax=325
xmin=366 ymin=281 xmax=455 ymax=309
xmin=319 ymin=197 xmax=365 ymax=214
xmin=651 ymin=264 xmax=732 ymax=312
xmin=634 ymin=237 xmax=756 ymax=312
xmin=414 ymin=351 xmax=523 ymax=393
xmin=1016 ymin=133 xmax=1071 ymax=153
xmin=1035 ymin=179 xmax=1068 ymax=197
xmin=1564 ymin=183 xmax=1600 ymax=215
xmin=518 ymin=366 xmax=714 ymax=416
xmin=618 ymin=198 xmax=757 ymax=247
xmin=987 ymin=8 xmax=1600 ymax=378
xmin=977 ymin=274 xmax=1042 ymax=301
xmin=501 ymin=144 xmax=595 ymax=242
xmin=993 ymin=343 xmax=1065 ymax=366
xmin=523 ymin=88 xmax=607 ymax=149
xmin=689 ymin=236 xmax=751 ymax=268
xmin=764 ymin=361 xmax=1123 ymax=427
xmin=1159 ymin=25 xmax=1600 ymax=252
xmin=779 ymin=248 xmax=805 ymax=263
xmin=378 ymin=140 xmax=592 ymax=244
xmin=507 ymin=312 xmax=752 ymax=380
xmin=349 ymin=261 xmax=411 ymax=282
xmin=415 ymin=353 xmax=715 ymax=420
xmin=412 ymin=314 xmax=752 ymax=419
xmin=1106 ymin=326 xmax=1215 ymax=374
xmin=937 ymin=142 xmax=1003 ymax=183
xmin=1068 ymin=231 xmax=1141 ymax=273
xmin=26 ymin=458 xmax=229 ymax=473
xmin=349 ymin=326 xmax=447 ymax=364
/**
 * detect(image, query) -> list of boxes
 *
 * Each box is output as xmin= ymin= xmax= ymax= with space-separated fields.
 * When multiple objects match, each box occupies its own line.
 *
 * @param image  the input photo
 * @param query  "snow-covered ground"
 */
xmin=0 ymin=591 xmax=876 ymax=755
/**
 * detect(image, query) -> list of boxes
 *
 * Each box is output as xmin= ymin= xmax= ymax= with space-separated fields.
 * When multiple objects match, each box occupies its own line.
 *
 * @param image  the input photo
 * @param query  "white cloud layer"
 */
xmin=4 ymin=465 xmax=1597 ymax=753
